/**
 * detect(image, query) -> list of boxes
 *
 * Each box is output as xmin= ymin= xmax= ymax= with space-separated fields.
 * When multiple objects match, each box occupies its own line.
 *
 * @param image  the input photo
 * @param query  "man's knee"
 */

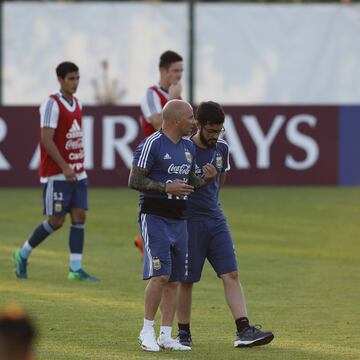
xmin=71 ymin=209 xmax=86 ymax=224
xmin=222 ymin=270 xmax=239 ymax=282
xmin=151 ymin=275 xmax=170 ymax=286
xmin=48 ymin=216 xmax=65 ymax=230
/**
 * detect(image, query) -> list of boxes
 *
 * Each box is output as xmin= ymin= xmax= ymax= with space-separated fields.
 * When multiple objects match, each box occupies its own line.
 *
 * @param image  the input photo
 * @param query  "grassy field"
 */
xmin=0 ymin=187 xmax=359 ymax=360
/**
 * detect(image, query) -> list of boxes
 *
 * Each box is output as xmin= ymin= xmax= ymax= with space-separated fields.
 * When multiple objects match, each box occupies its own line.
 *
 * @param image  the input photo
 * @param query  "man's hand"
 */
xmin=202 ymin=163 xmax=217 ymax=184
xmin=169 ymin=82 xmax=182 ymax=100
xmin=165 ymin=179 xmax=194 ymax=196
xmin=63 ymin=164 xmax=77 ymax=182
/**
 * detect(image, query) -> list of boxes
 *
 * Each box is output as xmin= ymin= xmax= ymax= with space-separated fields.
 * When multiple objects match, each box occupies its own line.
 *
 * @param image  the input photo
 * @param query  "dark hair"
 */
xmin=0 ymin=306 xmax=36 ymax=357
xmin=56 ymin=61 xmax=79 ymax=79
xmin=159 ymin=51 xmax=183 ymax=70
xmin=196 ymin=101 xmax=225 ymax=126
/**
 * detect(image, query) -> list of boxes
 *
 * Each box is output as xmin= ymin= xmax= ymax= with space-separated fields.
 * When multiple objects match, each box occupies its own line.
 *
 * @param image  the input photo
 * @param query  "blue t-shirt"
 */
xmin=132 ymin=130 xmax=196 ymax=218
xmin=186 ymin=138 xmax=230 ymax=220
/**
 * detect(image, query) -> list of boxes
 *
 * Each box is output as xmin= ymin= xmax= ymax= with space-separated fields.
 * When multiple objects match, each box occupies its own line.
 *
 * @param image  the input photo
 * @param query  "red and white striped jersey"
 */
xmin=39 ymin=92 xmax=86 ymax=182
xmin=140 ymin=85 xmax=169 ymax=138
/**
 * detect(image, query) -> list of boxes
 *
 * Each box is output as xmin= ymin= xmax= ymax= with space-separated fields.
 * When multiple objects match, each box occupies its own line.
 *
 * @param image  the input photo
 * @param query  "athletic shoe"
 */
xmin=176 ymin=330 xmax=192 ymax=347
xmin=13 ymin=250 xmax=28 ymax=279
xmin=134 ymin=235 xmax=144 ymax=261
xmin=68 ymin=268 xmax=100 ymax=282
xmin=157 ymin=334 xmax=191 ymax=351
xmin=138 ymin=329 xmax=160 ymax=352
xmin=234 ymin=325 xmax=274 ymax=348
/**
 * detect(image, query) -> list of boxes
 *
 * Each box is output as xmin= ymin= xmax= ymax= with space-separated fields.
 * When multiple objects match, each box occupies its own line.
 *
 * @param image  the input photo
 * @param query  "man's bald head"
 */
xmin=162 ymin=100 xmax=193 ymax=123
xmin=161 ymin=100 xmax=194 ymax=138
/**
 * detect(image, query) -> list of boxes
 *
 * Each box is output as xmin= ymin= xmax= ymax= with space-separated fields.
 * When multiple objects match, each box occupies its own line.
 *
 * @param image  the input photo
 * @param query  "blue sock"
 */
xmin=69 ymin=224 xmax=84 ymax=271
xmin=20 ymin=221 xmax=54 ymax=259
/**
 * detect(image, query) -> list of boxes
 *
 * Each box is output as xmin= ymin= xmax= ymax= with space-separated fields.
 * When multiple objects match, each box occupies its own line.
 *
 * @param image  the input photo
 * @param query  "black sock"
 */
xmin=235 ymin=317 xmax=250 ymax=332
xmin=178 ymin=323 xmax=190 ymax=333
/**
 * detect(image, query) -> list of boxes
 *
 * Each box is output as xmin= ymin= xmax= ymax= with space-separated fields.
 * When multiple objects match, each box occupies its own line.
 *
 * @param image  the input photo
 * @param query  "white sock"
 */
xmin=20 ymin=241 xmax=33 ymax=259
xmin=159 ymin=326 xmax=172 ymax=339
xmin=143 ymin=318 xmax=155 ymax=332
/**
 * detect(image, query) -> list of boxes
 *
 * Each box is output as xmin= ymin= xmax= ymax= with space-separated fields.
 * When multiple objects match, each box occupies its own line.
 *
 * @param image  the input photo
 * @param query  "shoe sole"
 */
xmin=68 ymin=277 xmax=100 ymax=282
xmin=159 ymin=345 xmax=191 ymax=351
xmin=234 ymin=334 xmax=274 ymax=348
xmin=157 ymin=339 xmax=191 ymax=351
xmin=138 ymin=338 xmax=160 ymax=352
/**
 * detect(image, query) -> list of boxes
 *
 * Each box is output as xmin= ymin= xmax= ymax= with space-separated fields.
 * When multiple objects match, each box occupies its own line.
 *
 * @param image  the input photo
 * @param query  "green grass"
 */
xmin=0 ymin=187 xmax=359 ymax=359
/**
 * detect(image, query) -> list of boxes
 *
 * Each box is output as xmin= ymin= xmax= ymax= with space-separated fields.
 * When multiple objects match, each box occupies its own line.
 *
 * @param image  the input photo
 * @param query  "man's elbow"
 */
xmin=128 ymin=176 xmax=137 ymax=191
xmin=128 ymin=177 xmax=133 ymax=189
xmin=41 ymin=131 xmax=53 ymax=150
xmin=41 ymin=136 xmax=50 ymax=150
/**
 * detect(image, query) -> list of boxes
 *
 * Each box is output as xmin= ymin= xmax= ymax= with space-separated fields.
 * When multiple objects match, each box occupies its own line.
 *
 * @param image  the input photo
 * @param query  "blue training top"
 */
xmin=132 ymin=130 xmax=196 ymax=219
xmin=186 ymin=138 xmax=230 ymax=220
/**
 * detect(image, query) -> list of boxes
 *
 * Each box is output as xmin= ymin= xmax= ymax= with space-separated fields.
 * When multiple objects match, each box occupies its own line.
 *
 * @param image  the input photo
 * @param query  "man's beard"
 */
xmin=200 ymin=128 xmax=216 ymax=148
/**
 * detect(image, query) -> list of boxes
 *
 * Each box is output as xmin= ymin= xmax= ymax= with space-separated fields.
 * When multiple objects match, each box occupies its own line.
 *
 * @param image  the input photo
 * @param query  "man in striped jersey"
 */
xmin=129 ymin=100 xmax=216 ymax=352
xmin=140 ymin=50 xmax=183 ymax=138
xmin=176 ymin=101 xmax=274 ymax=348
xmin=13 ymin=62 xmax=99 ymax=282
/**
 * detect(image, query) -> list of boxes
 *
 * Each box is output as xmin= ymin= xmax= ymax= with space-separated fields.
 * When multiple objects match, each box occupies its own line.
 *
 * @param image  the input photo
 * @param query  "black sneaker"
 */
xmin=234 ymin=325 xmax=274 ymax=348
xmin=176 ymin=330 xmax=192 ymax=347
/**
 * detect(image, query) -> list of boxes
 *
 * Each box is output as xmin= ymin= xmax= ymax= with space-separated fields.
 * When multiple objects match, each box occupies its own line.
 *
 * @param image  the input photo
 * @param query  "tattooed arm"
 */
xmin=129 ymin=166 xmax=195 ymax=196
xmin=128 ymin=166 xmax=166 ymax=193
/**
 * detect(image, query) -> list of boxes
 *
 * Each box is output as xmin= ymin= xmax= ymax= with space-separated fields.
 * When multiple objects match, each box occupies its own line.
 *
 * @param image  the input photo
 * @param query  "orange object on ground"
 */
xmin=134 ymin=235 xmax=144 ymax=261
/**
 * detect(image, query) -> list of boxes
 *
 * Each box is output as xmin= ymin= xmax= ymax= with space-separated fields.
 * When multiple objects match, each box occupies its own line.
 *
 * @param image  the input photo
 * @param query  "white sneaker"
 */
xmin=138 ymin=329 xmax=160 ymax=352
xmin=157 ymin=335 xmax=191 ymax=351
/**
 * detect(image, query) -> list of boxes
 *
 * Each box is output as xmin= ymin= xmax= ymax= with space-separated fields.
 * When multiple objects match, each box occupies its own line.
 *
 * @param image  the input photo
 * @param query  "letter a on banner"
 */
xmin=0 ymin=118 xmax=11 ymax=169
xmin=29 ymin=144 xmax=40 ymax=170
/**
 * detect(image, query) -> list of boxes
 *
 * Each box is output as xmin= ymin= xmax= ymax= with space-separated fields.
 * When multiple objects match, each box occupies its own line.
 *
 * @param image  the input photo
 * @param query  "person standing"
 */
xmin=134 ymin=50 xmax=184 ymax=257
xmin=140 ymin=50 xmax=183 ymax=137
xmin=129 ymin=100 xmax=216 ymax=352
xmin=176 ymin=101 xmax=274 ymax=348
xmin=13 ymin=61 xmax=99 ymax=282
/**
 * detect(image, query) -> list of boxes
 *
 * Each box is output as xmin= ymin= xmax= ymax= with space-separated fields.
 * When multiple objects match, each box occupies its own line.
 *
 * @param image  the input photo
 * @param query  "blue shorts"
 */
xmin=42 ymin=179 xmax=88 ymax=216
xmin=185 ymin=216 xmax=238 ymax=283
xmin=138 ymin=213 xmax=188 ymax=281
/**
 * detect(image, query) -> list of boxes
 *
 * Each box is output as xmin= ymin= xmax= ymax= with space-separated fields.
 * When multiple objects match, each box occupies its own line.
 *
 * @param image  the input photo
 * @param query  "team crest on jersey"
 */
xmin=216 ymin=153 xmax=223 ymax=169
xmin=152 ymin=257 xmax=161 ymax=271
xmin=184 ymin=148 xmax=192 ymax=163
xmin=54 ymin=202 xmax=62 ymax=213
